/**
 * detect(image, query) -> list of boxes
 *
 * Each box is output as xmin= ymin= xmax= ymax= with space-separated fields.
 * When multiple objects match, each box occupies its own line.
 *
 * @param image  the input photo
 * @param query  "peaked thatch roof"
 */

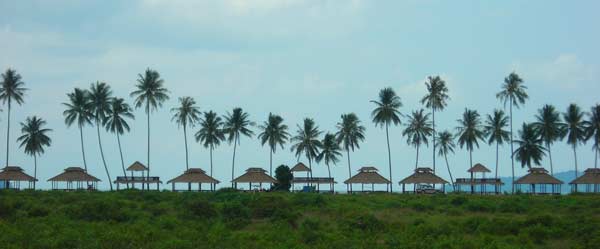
xmin=0 ymin=166 xmax=37 ymax=181
xmin=232 ymin=167 xmax=277 ymax=183
xmin=48 ymin=167 xmax=101 ymax=182
xmin=514 ymin=167 xmax=563 ymax=184
xmin=399 ymin=167 xmax=448 ymax=184
xmin=167 ymin=168 xmax=220 ymax=184
xmin=290 ymin=162 xmax=311 ymax=172
xmin=344 ymin=166 xmax=391 ymax=184
xmin=570 ymin=168 xmax=600 ymax=184
xmin=468 ymin=163 xmax=492 ymax=173
xmin=127 ymin=161 xmax=148 ymax=171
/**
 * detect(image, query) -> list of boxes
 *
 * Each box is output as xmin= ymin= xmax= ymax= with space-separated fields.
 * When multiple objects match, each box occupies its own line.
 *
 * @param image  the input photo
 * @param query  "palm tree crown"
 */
xmin=258 ymin=113 xmax=289 ymax=153
xmin=371 ymin=87 xmax=402 ymax=126
xmin=335 ymin=113 xmax=366 ymax=152
xmin=223 ymin=108 xmax=254 ymax=144
xmin=456 ymin=109 xmax=484 ymax=152
xmin=290 ymin=118 xmax=323 ymax=179
xmin=496 ymin=72 xmax=528 ymax=108
xmin=171 ymin=97 xmax=201 ymax=129
xmin=131 ymin=69 xmax=169 ymax=113
xmin=0 ymin=69 xmax=27 ymax=105
xmin=484 ymin=109 xmax=510 ymax=145
xmin=317 ymin=133 xmax=342 ymax=167
xmin=585 ymin=104 xmax=600 ymax=168
xmin=437 ymin=131 xmax=456 ymax=157
xmin=403 ymin=109 xmax=433 ymax=149
xmin=63 ymin=88 xmax=93 ymax=128
xmin=88 ymin=82 xmax=113 ymax=122
xmin=196 ymin=111 xmax=225 ymax=150
xmin=513 ymin=123 xmax=546 ymax=169
xmin=532 ymin=104 xmax=565 ymax=175
xmin=421 ymin=76 xmax=449 ymax=111
xmin=563 ymin=104 xmax=586 ymax=148
xmin=104 ymin=98 xmax=134 ymax=135
xmin=17 ymin=116 xmax=52 ymax=157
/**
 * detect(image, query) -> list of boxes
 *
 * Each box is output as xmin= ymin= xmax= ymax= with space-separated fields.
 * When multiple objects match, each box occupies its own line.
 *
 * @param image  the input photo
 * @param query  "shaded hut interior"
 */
xmin=454 ymin=163 xmax=503 ymax=194
xmin=514 ymin=167 xmax=563 ymax=194
xmin=290 ymin=162 xmax=336 ymax=192
xmin=569 ymin=168 xmax=600 ymax=193
xmin=344 ymin=167 xmax=391 ymax=193
xmin=48 ymin=167 xmax=100 ymax=190
xmin=0 ymin=166 xmax=37 ymax=190
xmin=114 ymin=161 xmax=161 ymax=190
xmin=167 ymin=168 xmax=220 ymax=191
xmin=399 ymin=167 xmax=448 ymax=194
xmin=232 ymin=167 xmax=277 ymax=191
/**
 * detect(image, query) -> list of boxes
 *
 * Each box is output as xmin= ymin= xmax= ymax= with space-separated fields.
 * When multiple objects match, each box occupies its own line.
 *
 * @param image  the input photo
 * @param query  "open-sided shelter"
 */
xmin=167 ymin=168 xmax=220 ymax=191
xmin=454 ymin=163 xmax=503 ymax=194
xmin=514 ymin=167 xmax=563 ymax=194
xmin=114 ymin=161 xmax=161 ymax=190
xmin=48 ymin=167 xmax=100 ymax=190
xmin=344 ymin=166 xmax=391 ymax=193
xmin=0 ymin=166 xmax=37 ymax=190
xmin=569 ymin=168 xmax=600 ymax=193
xmin=232 ymin=167 xmax=277 ymax=191
xmin=399 ymin=167 xmax=448 ymax=194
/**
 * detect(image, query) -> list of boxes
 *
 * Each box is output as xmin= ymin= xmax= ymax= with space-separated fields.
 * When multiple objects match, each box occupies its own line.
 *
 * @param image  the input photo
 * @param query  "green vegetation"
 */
xmin=1 ymin=191 xmax=599 ymax=249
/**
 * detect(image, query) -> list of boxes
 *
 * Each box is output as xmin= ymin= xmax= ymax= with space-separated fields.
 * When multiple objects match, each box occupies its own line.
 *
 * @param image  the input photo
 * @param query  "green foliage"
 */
xmin=272 ymin=165 xmax=292 ymax=191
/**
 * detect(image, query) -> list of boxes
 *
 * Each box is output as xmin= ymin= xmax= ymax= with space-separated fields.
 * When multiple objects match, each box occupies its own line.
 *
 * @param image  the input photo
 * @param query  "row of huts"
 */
xmin=1 ymin=161 xmax=599 ymax=194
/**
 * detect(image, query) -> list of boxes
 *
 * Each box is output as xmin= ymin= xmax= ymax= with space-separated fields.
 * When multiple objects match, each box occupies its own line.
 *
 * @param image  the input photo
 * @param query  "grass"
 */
xmin=1 ymin=190 xmax=599 ymax=249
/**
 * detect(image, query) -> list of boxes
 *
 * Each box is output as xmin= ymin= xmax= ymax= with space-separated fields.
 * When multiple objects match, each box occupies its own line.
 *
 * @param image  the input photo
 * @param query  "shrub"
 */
xmin=300 ymin=218 xmax=322 ymax=244
xmin=450 ymin=196 xmax=468 ymax=206
xmin=248 ymin=195 xmax=290 ymax=219
xmin=66 ymin=199 xmax=129 ymax=222
xmin=346 ymin=213 xmax=383 ymax=232
xmin=221 ymin=202 xmax=250 ymax=229
xmin=185 ymin=199 xmax=217 ymax=219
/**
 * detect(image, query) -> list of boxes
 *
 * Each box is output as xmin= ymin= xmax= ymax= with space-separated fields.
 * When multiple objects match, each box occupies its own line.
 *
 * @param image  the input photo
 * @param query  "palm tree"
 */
xmin=63 ymin=88 xmax=93 ymax=173
xmin=196 ymin=111 xmax=225 ymax=177
xmin=171 ymin=97 xmax=201 ymax=171
xmin=532 ymin=104 xmax=566 ymax=175
xmin=563 ymin=103 xmax=586 ymax=180
xmin=1 ymin=69 xmax=27 ymax=167
xmin=257 ymin=113 xmax=289 ymax=177
xmin=421 ymin=76 xmax=449 ymax=174
xmin=316 ymin=133 xmax=342 ymax=185
xmin=483 ymin=109 xmax=510 ymax=178
xmin=437 ymin=130 xmax=455 ymax=189
xmin=371 ymin=87 xmax=402 ymax=191
xmin=88 ymin=82 xmax=114 ymax=190
xmin=290 ymin=118 xmax=323 ymax=181
xmin=496 ymin=72 xmax=528 ymax=193
xmin=402 ymin=109 xmax=433 ymax=169
xmin=513 ymin=123 xmax=546 ymax=169
xmin=130 ymin=68 xmax=169 ymax=188
xmin=585 ymin=104 xmax=600 ymax=168
xmin=105 ymin=97 xmax=134 ymax=189
xmin=335 ymin=113 xmax=365 ymax=191
xmin=455 ymin=109 xmax=484 ymax=170
xmin=16 ymin=116 xmax=51 ymax=190
xmin=223 ymin=108 xmax=254 ymax=184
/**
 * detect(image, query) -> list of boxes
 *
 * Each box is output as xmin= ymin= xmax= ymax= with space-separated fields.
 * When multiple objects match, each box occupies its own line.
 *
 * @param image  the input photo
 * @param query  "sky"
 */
xmin=0 ymin=0 xmax=599 ymax=191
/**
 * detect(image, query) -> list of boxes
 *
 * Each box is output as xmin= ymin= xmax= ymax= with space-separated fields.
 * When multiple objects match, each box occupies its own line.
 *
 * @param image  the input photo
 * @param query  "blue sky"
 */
xmin=1 ymin=0 xmax=599 ymax=190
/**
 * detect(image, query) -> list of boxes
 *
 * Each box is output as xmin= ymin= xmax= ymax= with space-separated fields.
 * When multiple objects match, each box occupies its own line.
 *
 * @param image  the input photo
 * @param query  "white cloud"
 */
xmin=511 ymin=54 xmax=600 ymax=90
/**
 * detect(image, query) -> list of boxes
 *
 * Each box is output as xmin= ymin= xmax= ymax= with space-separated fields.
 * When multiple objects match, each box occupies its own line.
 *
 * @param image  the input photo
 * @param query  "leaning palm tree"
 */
xmin=171 ymin=97 xmax=201 ymax=170
xmin=563 ymin=103 xmax=586 ymax=179
xmin=105 ymin=97 xmax=135 ymax=189
xmin=335 ymin=113 xmax=365 ymax=189
xmin=130 ymin=68 xmax=169 ymax=188
xmin=421 ymin=75 xmax=449 ymax=174
xmin=483 ymin=109 xmax=510 ymax=178
xmin=532 ymin=104 xmax=566 ymax=175
xmin=496 ymin=72 xmax=528 ymax=193
xmin=371 ymin=87 xmax=402 ymax=191
xmin=455 ymin=109 xmax=484 ymax=170
xmin=17 ymin=116 xmax=51 ymax=190
xmin=402 ymin=109 xmax=433 ymax=169
xmin=290 ymin=118 xmax=323 ymax=181
xmin=63 ymin=88 xmax=93 ymax=172
xmin=316 ymin=133 xmax=342 ymax=183
xmin=195 ymin=111 xmax=225 ymax=177
xmin=514 ymin=123 xmax=546 ymax=169
xmin=437 ymin=130 xmax=455 ymax=189
xmin=1 ymin=69 xmax=27 ymax=167
xmin=585 ymin=104 xmax=600 ymax=168
xmin=257 ymin=113 xmax=289 ymax=177
xmin=88 ymin=82 xmax=114 ymax=190
xmin=223 ymin=108 xmax=254 ymax=184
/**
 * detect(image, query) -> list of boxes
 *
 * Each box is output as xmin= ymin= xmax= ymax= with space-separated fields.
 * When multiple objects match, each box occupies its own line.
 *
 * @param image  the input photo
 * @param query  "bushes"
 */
xmin=65 ymin=198 xmax=130 ymax=222
xmin=221 ymin=202 xmax=251 ymax=229
xmin=185 ymin=198 xmax=217 ymax=219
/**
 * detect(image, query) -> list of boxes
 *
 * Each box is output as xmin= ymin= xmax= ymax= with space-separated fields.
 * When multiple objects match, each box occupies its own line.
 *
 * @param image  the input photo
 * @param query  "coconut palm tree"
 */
xmin=563 ymin=103 xmax=586 ymax=180
xmin=585 ymin=104 xmax=600 ymax=168
xmin=17 ymin=116 xmax=51 ymax=189
xmin=171 ymin=97 xmax=201 ymax=171
xmin=130 ymin=68 xmax=169 ymax=188
xmin=496 ymin=72 xmax=528 ymax=193
xmin=1 ymin=69 xmax=27 ymax=167
xmin=483 ymin=109 xmax=510 ymax=178
xmin=421 ymin=75 xmax=449 ymax=174
xmin=63 ymin=88 xmax=93 ymax=172
xmin=257 ymin=113 xmax=289 ymax=177
xmin=513 ymin=123 xmax=546 ymax=169
xmin=402 ymin=109 xmax=433 ymax=169
xmin=290 ymin=118 xmax=323 ymax=181
xmin=223 ymin=108 xmax=254 ymax=184
xmin=532 ymin=104 xmax=566 ymax=175
xmin=88 ymin=82 xmax=114 ymax=190
xmin=437 ymin=130 xmax=455 ymax=189
xmin=455 ymin=109 xmax=484 ymax=170
xmin=335 ymin=113 xmax=365 ymax=190
xmin=196 ymin=111 xmax=225 ymax=177
xmin=316 ymin=133 xmax=342 ymax=184
xmin=371 ymin=87 xmax=402 ymax=191
xmin=104 ymin=97 xmax=134 ymax=189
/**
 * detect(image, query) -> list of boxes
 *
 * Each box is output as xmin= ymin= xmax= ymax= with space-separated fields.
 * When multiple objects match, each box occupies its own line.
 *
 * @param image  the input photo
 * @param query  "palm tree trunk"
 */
xmin=470 ymin=149 xmax=473 ymax=193
xmin=117 ymin=133 xmax=129 ymax=189
xmin=595 ymin=148 xmax=598 ymax=169
xmin=269 ymin=149 xmax=273 ymax=177
xmin=444 ymin=153 xmax=454 ymax=191
xmin=385 ymin=123 xmax=393 ymax=192
xmin=547 ymin=142 xmax=554 ymax=176
xmin=573 ymin=145 xmax=578 ymax=178
xmin=33 ymin=154 xmax=37 ymax=190
xmin=495 ymin=142 xmax=499 ymax=179
xmin=415 ymin=145 xmax=420 ymax=169
xmin=5 ymin=99 xmax=10 ymax=167
xmin=146 ymin=108 xmax=151 ymax=190
xmin=184 ymin=125 xmax=189 ymax=170
xmin=96 ymin=121 xmax=113 ymax=191
xmin=308 ymin=156 xmax=313 ymax=187
xmin=509 ymin=99 xmax=515 ymax=194
xmin=432 ymin=108 xmax=436 ymax=173
xmin=327 ymin=164 xmax=332 ymax=191
xmin=79 ymin=124 xmax=88 ymax=172
xmin=347 ymin=149 xmax=352 ymax=192
xmin=210 ymin=147 xmax=214 ymax=177
xmin=231 ymin=135 xmax=238 ymax=187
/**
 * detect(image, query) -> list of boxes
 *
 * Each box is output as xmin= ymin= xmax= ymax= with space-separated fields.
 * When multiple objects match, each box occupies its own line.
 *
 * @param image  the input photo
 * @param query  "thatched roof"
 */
xmin=127 ymin=161 xmax=148 ymax=171
xmin=0 ymin=166 xmax=37 ymax=181
xmin=232 ymin=167 xmax=277 ymax=183
xmin=570 ymin=168 xmax=600 ymax=184
xmin=514 ymin=167 xmax=563 ymax=184
xmin=399 ymin=167 xmax=448 ymax=184
xmin=167 ymin=168 xmax=220 ymax=184
xmin=344 ymin=166 xmax=391 ymax=184
xmin=290 ymin=162 xmax=311 ymax=172
xmin=48 ymin=167 xmax=101 ymax=182
xmin=468 ymin=163 xmax=491 ymax=173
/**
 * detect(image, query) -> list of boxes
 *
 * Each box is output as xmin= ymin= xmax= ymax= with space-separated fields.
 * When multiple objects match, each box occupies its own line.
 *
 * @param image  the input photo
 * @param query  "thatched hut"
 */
xmin=167 ymin=168 xmax=220 ymax=191
xmin=232 ymin=167 xmax=277 ymax=191
xmin=114 ymin=161 xmax=161 ymax=190
xmin=48 ymin=167 xmax=101 ymax=190
xmin=455 ymin=163 xmax=503 ymax=194
xmin=399 ymin=167 xmax=448 ymax=194
xmin=290 ymin=162 xmax=335 ymax=192
xmin=0 ymin=166 xmax=37 ymax=190
xmin=344 ymin=167 xmax=391 ymax=193
xmin=514 ymin=167 xmax=563 ymax=194
xmin=569 ymin=168 xmax=600 ymax=193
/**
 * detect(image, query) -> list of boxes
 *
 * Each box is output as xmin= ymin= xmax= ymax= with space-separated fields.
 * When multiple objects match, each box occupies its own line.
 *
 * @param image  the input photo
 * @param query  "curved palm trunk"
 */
xmin=432 ymin=108 xmax=436 ymax=173
xmin=495 ymin=142 xmax=499 ymax=179
xmin=327 ymin=164 xmax=332 ymax=192
xmin=5 ymin=99 xmax=10 ymax=167
xmin=116 ymin=133 xmax=129 ymax=189
xmin=308 ymin=156 xmax=314 ymax=187
xmin=96 ymin=121 xmax=113 ymax=191
xmin=444 ymin=153 xmax=454 ymax=191
xmin=509 ymin=100 xmax=515 ymax=194
xmin=231 ymin=135 xmax=238 ymax=187
xmin=347 ymin=149 xmax=352 ymax=192
xmin=183 ymin=125 xmax=190 ymax=190
xmin=385 ymin=123 xmax=393 ymax=192
xmin=33 ymin=155 xmax=37 ymax=190
xmin=547 ymin=142 xmax=554 ymax=176
xmin=269 ymin=149 xmax=273 ymax=177
xmin=210 ymin=146 xmax=214 ymax=177
xmin=79 ymin=124 xmax=88 ymax=172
